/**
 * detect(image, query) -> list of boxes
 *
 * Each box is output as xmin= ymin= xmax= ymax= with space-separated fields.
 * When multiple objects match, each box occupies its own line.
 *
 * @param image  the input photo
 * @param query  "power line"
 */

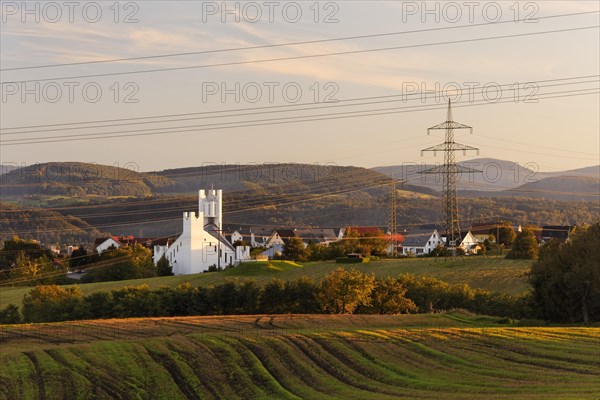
xmin=3 ymin=87 xmax=598 ymax=147
xmin=2 ymin=10 xmax=596 ymax=72
xmin=2 ymin=75 xmax=597 ymax=135
xmin=2 ymin=25 xmax=598 ymax=85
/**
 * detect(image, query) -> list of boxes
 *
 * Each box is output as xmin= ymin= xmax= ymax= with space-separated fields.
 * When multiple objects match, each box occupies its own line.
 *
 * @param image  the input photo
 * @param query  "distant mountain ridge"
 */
xmin=373 ymin=158 xmax=599 ymax=200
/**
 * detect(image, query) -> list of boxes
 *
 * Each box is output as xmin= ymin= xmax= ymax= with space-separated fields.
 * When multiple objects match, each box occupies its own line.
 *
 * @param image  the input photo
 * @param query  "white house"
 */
xmin=250 ymin=228 xmax=285 ymax=248
xmin=459 ymin=231 xmax=479 ymax=254
xmin=229 ymin=230 xmax=244 ymax=245
xmin=95 ymin=237 xmax=123 ymax=255
xmin=153 ymin=189 xmax=251 ymax=275
xmin=401 ymin=229 xmax=444 ymax=256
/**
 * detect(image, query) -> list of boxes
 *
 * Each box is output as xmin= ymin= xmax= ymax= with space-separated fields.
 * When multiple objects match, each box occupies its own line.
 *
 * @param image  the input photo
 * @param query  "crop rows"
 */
xmin=1 ymin=325 xmax=598 ymax=399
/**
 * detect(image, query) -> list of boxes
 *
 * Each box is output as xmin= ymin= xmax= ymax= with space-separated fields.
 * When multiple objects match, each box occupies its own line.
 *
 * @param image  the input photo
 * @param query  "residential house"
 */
xmin=458 ymin=231 xmax=480 ymax=254
xmin=401 ymin=229 xmax=444 ymax=256
xmin=470 ymin=222 xmax=495 ymax=243
xmin=249 ymin=227 xmax=286 ymax=248
xmin=295 ymin=228 xmax=339 ymax=245
xmin=94 ymin=236 xmax=125 ymax=254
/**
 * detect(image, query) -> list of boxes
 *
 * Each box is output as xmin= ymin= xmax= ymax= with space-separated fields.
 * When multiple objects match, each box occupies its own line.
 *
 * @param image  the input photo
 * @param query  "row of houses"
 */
xmin=91 ymin=190 xmax=578 ymax=274
xmin=94 ymin=224 xmax=480 ymax=263
xmin=470 ymin=222 xmax=575 ymax=243
xmin=93 ymin=222 xmax=577 ymax=267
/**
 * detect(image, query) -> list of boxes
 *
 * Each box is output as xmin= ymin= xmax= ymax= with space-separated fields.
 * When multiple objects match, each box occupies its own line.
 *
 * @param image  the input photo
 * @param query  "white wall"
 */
xmin=96 ymin=238 xmax=121 ymax=255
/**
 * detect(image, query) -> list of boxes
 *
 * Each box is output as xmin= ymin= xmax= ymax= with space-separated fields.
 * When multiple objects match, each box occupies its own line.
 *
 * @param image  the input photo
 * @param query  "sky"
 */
xmin=1 ymin=0 xmax=599 ymax=174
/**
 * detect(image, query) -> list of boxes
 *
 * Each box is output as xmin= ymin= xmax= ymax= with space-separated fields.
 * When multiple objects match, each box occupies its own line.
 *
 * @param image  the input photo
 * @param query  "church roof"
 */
xmin=204 ymin=224 xmax=236 ymax=251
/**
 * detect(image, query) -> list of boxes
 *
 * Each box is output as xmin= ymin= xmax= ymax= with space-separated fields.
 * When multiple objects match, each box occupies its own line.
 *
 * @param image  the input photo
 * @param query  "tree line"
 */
xmin=0 ymin=269 xmax=532 ymax=324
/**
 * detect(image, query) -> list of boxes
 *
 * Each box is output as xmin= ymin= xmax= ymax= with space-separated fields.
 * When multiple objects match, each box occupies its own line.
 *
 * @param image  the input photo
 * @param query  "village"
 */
xmin=83 ymin=188 xmax=575 ymax=276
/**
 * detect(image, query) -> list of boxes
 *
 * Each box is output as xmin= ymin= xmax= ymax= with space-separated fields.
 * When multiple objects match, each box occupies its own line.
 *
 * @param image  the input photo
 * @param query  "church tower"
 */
xmin=198 ymin=188 xmax=222 ymax=229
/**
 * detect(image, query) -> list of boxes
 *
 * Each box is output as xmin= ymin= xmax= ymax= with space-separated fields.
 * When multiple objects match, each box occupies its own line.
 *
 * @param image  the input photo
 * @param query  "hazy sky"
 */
xmin=1 ymin=0 xmax=598 ymax=173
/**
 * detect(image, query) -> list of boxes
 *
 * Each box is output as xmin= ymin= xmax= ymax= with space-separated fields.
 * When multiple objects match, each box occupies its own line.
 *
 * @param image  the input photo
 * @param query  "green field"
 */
xmin=0 ymin=257 xmax=531 ymax=309
xmin=1 ymin=312 xmax=598 ymax=399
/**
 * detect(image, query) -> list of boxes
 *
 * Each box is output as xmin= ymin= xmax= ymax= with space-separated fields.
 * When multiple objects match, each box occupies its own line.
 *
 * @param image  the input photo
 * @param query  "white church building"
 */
xmin=153 ymin=189 xmax=251 ymax=275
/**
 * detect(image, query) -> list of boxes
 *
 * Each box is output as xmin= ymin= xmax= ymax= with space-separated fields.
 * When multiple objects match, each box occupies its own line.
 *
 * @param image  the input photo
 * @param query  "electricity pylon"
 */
xmin=388 ymin=176 xmax=406 ymax=257
xmin=421 ymin=100 xmax=480 ymax=250
xmin=388 ymin=176 xmax=398 ymax=257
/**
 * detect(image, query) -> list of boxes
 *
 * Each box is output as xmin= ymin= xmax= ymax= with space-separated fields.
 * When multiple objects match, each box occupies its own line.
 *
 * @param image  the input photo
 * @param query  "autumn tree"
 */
xmin=22 ymin=285 xmax=85 ymax=322
xmin=318 ymin=268 xmax=375 ymax=314
xmin=0 ymin=236 xmax=54 ymax=281
xmin=369 ymin=277 xmax=418 ymax=314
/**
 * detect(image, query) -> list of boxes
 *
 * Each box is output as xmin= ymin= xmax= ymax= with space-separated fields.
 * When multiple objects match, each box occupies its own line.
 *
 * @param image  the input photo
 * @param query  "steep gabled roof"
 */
xmin=295 ymin=228 xmax=338 ymax=243
xmin=276 ymin=229 xmax=297 ymax=239
xmin=401 ymin=230 xmax=437 ymax=247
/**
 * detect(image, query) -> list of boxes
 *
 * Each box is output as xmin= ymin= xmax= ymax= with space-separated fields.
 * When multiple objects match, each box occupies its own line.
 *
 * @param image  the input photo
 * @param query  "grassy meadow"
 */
xmin=0 ymin=312 xmax=598 ymax=399
xmin=0 ymin=257 xmax=532 ymax=309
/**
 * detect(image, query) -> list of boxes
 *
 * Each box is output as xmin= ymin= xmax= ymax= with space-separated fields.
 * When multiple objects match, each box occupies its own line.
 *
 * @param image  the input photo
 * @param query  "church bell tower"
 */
xmin=198 ymin=188 xmax=222 ymax=229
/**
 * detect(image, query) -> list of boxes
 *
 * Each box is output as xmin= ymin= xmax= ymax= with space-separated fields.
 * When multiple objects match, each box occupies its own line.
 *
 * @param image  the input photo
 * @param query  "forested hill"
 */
xmin=0 ymin=162 xmax=386 ymax=197
xmin=0 ymin=162 xmax=174 ymax=197
xmin=0 ymin=162 xmax=598 ymax=244
xmin=0 ymin=203 xmax=106 ymax=244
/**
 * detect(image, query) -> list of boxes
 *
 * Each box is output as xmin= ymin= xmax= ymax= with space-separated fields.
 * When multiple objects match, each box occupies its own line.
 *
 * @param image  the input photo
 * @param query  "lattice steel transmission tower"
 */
xmin=388 ymin=176 xmax=406 ymax=257
xmin=388 ymin=176 xmax=398 ymax=257
xmin=421 ymin=100 xmax=480 ymax=249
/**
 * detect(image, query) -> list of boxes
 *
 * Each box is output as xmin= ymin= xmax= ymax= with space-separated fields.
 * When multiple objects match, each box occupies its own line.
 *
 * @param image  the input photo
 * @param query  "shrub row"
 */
xmin=0 ymin=270 xmax=532 ymax=324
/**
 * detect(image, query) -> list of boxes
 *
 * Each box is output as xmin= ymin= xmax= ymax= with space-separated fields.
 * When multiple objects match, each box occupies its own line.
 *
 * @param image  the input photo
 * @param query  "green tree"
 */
xmin=529 ymin=223 xmax=600 ymax=324
xmin=369 ymin=277 xmax=418 ymax=314
xmin=22 ymin=285 xmax=85 ymax=322
xmin=307 ymin=242 xmax=330 ymax=261
xmin=318 ymin=268 xmax=376 ymax=314
xmin=0 ymin=304 xmax=22 ymax=324
xmin=156 ymin=255 xmax=173 ymax=276
xmin=260 ymin=278 xmax=286 ymax=314
xmin=506 ymin=230 xmax=538 ymax=259
xmin=495 ymin=224 xmax=516 ymax=247
xmin=82 ymin=245 xmax=156 ymax=283
xmin=282 ymin=237 xmax=309 ymax=262
xmin=284 ymin=276 xmax=319 ymax=313
xmin=110 ymin=285 xmax=158 ymax=318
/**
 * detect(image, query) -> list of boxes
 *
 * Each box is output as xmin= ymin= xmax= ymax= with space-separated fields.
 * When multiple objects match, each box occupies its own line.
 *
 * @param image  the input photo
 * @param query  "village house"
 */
xmin=94 ymin=235 xmax=173 ymax=256
xmin=249 ymin=227 xmax=285 ymax=248
xmin=401 ymin=229 xmax=444 ymax=256
xmin=295 ymin=228 xmax=340 ymax=245
xmin=458 ymin=231 xmax=480 ymax=254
